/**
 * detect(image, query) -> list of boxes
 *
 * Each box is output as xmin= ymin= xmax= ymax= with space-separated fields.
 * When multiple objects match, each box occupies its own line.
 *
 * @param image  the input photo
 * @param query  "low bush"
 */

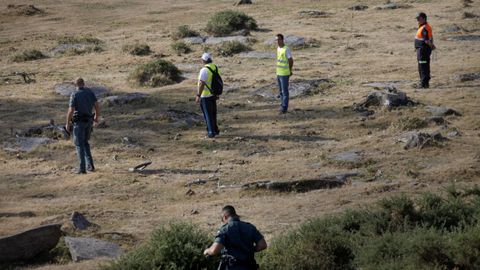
xmin=11 ymin=49 xmax=47 ymax=62
xmin=172 ymin=25 xmax=199 ymax=40
xmin=102 ymin=222 xmax=218 ymax=270
xmin=206 ymin=10 xmax=257 ymax=37
xmin=128 ymin=59 xmax=182 ymax=87
xmin=171 ymin=41 xmax=191 ymax=55
xmin=216 ymin=41 xmax=250 ymax=56
xmin=122 ymin=43 xmax=152 ymax=56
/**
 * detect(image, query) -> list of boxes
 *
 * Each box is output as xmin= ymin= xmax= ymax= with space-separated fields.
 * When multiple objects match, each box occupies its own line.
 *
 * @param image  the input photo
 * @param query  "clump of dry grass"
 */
xmin=171 ymin=41 xmax=192 ymax=55
xmin=216 ymin=41 xmax=251 ymax=56
xmin=206 ymin=10 xmax=257 ymax=36
xmin=122 ymin=43 xmax=152 ymax=56
xmin=172 ymin=25 xmax=199 ymax=40
xmin=11 ymin=49 xmax=47 ymax=62
xmin=128 ymin=59 xmax=182 ymax=87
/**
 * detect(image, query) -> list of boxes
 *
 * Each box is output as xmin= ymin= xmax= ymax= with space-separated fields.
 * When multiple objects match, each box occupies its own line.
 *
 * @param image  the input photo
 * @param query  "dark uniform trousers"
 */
xmin=73 ymin=121 xmax=94 ymax=172
xmin=200 ymin=96 xmax=219 ymax=136
xmin=417 ymin=45 xmax=432 ymax=88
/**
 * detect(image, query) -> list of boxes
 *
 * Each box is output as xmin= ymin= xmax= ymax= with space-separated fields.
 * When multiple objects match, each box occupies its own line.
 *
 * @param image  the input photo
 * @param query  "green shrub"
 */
xmin=102 ymin=222 xmax=218 ymax=270
xmin=11 ymin=49 xmax=47 ymax=62
xmin=57 ymin=35 xmax=102 ymax=45
xmin=122 ymin=43 xmax=152 ymax=56
xmin=172 ymin=25 xmax=199 ymax=40
xmin=206 ymin=10 xmax=257 ymax=36
xmin=129 ymin=59 xmax=182 ymax=87
xmin=216 ymin=41 xmax=251 ymax=56
xmin=171 ymin=41 xmax=191 ymax=55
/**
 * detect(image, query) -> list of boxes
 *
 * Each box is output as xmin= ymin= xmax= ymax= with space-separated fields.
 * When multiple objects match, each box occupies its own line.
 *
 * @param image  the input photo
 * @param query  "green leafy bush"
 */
xmin=122 ymin=43 xmax=152 ymax=56
xmin=102 ymin=222 xmax=218 ymax=270
xmin=171 ymin=41 xmax=191 ymax=55
xmin=128 ymin=59 xmax=182 ymax=87
xmin=216 ymin=41 xmax=251 ymax=56
xmin=11 ymin=49 xmax=47 ymax=62
xmin=206 ymin=10 xmax=257 ymax=36
xmin=172 ymin=25 xmax=199 ymax=40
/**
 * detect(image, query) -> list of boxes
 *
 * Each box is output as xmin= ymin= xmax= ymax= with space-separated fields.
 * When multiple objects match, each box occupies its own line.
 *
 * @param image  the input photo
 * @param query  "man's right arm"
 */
xmin=93 ymin=101 xmax=100 ymax=123
xmin=255 ymin=238 xmax=267 ymax=252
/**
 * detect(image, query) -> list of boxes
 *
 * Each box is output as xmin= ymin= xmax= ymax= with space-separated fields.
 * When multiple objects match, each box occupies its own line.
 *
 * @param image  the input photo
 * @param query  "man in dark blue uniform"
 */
xmin=65 ymin=78 xmax=100 ymax=174
xmin=204 ymin=205 xmax=267 ymax=270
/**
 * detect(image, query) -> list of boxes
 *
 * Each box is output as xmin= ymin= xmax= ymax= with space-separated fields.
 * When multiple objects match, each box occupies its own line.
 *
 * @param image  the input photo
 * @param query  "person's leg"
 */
xmin=201 ymin=97 xmax=215 ymax=137
xmin=279 ymin=75 xmax=289 ymax=112
xmin=277 ymin=76 xmax=282 ymax=98
xmin=73 ymin=123 xmax=86 ymax=173
xmin=416 ymin=48 xmax=422 ymax=85
xmin=212 ymin=97 xmax=219 ymax=135
xmin=425 ymin=47 xmax=431 ymax=88
xmin=419 ymin=47 xmax=429 ymax=88
xmin=84 ymin=124 xmax=94 ymax=171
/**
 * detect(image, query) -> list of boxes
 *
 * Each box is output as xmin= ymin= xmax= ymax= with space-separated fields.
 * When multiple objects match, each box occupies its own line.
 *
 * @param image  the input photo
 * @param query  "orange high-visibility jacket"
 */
xmin=414 ymin=22 xmax=433 ymax=48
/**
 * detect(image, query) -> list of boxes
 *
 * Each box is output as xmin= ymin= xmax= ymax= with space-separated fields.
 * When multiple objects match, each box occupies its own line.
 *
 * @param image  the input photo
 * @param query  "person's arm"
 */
xmin=255 ymin=238 xmax=267 ymax=252
xmin=288 ymin=57 xmax=294 ymax=74
xmin=93 ymin=101 xmax=100 ymax=123
xmin=66 ymin=107 xmax=74 ymax=130
xmin=196 ymin=80 xmax=205 ymax=103
xmin=203 ymin=242 xmax=224 ymax=256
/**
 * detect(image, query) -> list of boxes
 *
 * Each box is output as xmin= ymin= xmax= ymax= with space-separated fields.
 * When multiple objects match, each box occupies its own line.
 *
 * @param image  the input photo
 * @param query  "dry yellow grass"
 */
xmin=1 ymin=0 xmax=479 ymax=269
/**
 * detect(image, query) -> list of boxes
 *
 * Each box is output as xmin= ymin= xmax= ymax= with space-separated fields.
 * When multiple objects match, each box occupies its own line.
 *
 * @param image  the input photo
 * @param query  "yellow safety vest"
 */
xmin=276 ymin=46 xmax=291 ymax=76
xmin=200 ymin=63 xmax=219 ymax=97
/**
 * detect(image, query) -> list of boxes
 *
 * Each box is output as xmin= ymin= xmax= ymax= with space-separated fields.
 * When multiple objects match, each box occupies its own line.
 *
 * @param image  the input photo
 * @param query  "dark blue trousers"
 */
xmin=73 ymin=121 xmax=94 ymax=172
xmin=277 ymin=75 xmax=290 ymax=112
xmin=200 ymin=96 xmax=219 ymax=137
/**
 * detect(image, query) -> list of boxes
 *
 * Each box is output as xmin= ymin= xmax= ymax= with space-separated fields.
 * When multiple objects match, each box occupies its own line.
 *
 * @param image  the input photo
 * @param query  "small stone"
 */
xmin=191 ymin=209 xmax=199 ymax=215
xmin=196 ymin=150 xmax=202 ymax=155
xmin=349 ymin=4 xmax=368 ymax=11
xmin=185 ymin=189 xmax=195 ymax=196
xmin=70 ymin=211 xmax=92 ymax=230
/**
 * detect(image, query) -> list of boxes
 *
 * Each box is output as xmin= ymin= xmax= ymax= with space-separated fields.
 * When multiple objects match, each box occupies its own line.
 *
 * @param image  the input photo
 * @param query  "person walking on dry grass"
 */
xmin=414 ymin=12 xmax=436 ymax=89
xmin=196 ymin=53 xmax=221 ymax=138
xmin=276 ymin=34 xmax=294 ymax=114
xmin=204 ymin=205 xmax=267 ymax=270
xmin=65 ymin=78 xmax=100 ymax=174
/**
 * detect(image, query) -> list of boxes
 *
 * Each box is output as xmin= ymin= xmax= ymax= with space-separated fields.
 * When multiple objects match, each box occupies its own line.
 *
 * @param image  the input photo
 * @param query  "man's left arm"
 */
xmin=65 ymin=107 xmax=74 ymax=131
xmin=203 ymin=242 xmax=224 ymax=256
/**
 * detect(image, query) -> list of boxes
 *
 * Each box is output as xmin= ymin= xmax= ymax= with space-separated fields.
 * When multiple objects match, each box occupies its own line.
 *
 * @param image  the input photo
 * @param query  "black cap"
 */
xmin=416 ymin=12 xmax=427 ymax=20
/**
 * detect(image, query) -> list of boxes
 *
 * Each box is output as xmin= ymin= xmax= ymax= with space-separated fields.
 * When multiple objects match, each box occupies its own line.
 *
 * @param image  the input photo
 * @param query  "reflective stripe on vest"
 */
xmin=276 ymin=46 xmax=291 ymax=76
xmin=414 ymin=23 xmax=433 ymax=48
xmin=201 ymin=63 xmax=217 ymax=97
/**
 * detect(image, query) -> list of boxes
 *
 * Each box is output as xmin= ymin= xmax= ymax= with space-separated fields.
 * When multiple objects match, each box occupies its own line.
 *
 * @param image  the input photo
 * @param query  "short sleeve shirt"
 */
xmin=214 ymin=217 xmax=264 ymax=262
xmin=285 ymin=47 xmax=292 ymax=59
xmin=69 ymin=87 xmax=97 ymax=116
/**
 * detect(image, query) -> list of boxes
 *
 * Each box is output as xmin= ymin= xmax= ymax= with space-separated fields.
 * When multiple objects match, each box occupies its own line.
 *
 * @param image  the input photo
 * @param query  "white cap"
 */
xmin=201 ymin=52 xmax=211 ymax=61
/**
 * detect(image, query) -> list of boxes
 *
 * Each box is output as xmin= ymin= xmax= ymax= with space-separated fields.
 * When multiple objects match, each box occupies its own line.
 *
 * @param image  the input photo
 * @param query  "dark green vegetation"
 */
xmin=171 ymin=41 xmax=192 ymax=55
xmin=261 ymin=186 xmax=480 ymax=270
xmin=102 ymin=222 xmax=218 ymax=270
xmin=206 ymin=10 xmax=257 ymax=36
xmin=122 ymin=43 xmax=152 ymax=56
xmin=216 ymin=41 xmax=251 ymax=57
xmin=100 ymin=187 xmax=480 ymax=270
xmin=128 ymin=59 xmax=182 ymax=87
xmin=172 ymin=25 xmax=199 ymax=40
xmin=11 ymin=49 xmax=47 ymax=62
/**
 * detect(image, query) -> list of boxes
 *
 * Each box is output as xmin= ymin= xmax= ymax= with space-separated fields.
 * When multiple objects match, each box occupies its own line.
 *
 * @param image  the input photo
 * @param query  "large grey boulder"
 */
xmin=425 ymin=106 xmax=462 ymax=117
xmin=448 ymin=35 xmax=480 ymax=41
xmin=0 ymin=224 xmax=62 ymax=262
xmin=264 ymin=35 xmax=306 ymax=48
xmin=70 ymin=211 xmax=92 ymax=230
xmin=398 ymin=131 xmax=447 ymax=150
xmin=204 ymin=36 xmax=249 ymax=45
xmin=331 ymin=151 xmax=363 ymax=163
xmin=182 ymin=37 xmax=205 ymax=45
xmin=64 ymin=237 xmax=123 ymax=262
xmin=18 ymin=120 xmax=68 ymax=139
xmin=54 ymin=82 xmax=110 ymax=97
xmin=349 ymin=4 xmax=368 ymax=11
xmin=100 ymin=93 xmax=148 ymax=106
xmin=354 ymin=90 xmax=415 ymax=109
xmin=453 ymin=72 xmax=480 ymax=82
xmin=253 ymin=79 xmax=334 ymax=99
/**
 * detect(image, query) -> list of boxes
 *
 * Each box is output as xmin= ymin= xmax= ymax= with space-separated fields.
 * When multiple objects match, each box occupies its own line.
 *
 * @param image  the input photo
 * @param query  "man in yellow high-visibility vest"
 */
xmin=196 ymin=53 xmax=220 ymax=138
xmin=276 ymin=34 xmax=294 ymax=114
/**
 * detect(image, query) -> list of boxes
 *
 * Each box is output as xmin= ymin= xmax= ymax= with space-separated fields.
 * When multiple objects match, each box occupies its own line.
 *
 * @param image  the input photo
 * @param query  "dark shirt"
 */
xmin=214 ymin=217 xmax=264 ymax=263
xmin=69 ymin=87 xmax=97 ymax=116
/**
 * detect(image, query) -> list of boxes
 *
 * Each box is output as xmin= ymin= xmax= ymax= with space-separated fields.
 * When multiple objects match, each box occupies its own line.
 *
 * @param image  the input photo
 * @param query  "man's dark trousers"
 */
xmin=417 ymin=46 xmax=431 ymax=88
xmin=200 ymin=96 xmax=219 ymax=137
xmin=73 ymin=121 xmax=94 ymax=172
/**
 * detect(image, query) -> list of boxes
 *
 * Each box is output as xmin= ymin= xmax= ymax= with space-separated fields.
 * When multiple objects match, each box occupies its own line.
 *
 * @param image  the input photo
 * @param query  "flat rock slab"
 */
xmin=242 ymin=173 xmax=357 ymax=193
xmin=349 ymin=4 xmax=369 ymax=11
xmin=204 ymin=36 xmax=249 ymax=45
xmin=50 ymin=43 xmax=94 ymax=56
xmin=425 ymin=106 xmax=462 ymax=117
xmin=264 ymin=35 xmax=306 ymax=48
xmin=134 ymin=110 xmax=203 ymax=127
xmin=54 ymin=82 xmax=109 ymax=97
xmin=453 ymin=72 xmax=480 ymax=82
xmin=448 ymin=35 xmax=480 ymax=41
xmin=253 ymin=79 xmax=334 ymax=100
xmin=331 ymin=151 xmax=363 ymax=163
xmin=4 ymin=137 xmax=52 ymax=152
xmin=182 ymin=36 xmax=205 ymax=45
xmin=298 ymin=10 xmax=330 ymax=18
xmin=443 ymin=24 xmax=463 ymax=33
xmin=398 ymin=131 xmax=447 ymax=150
xmin=64 ymin=237 xmax=123 ymax=262
xmin=375 ymin=3 xmax=412 ymax=10
xmin=238 ymin=51 xmax=275 ymax=59
xmin=362 ymin=81 xmax=411 ymax=90
xmin=0 ymin=224 xmax=61 ymax=262
xmin=100 ymin=93 xmax=148 ymax=106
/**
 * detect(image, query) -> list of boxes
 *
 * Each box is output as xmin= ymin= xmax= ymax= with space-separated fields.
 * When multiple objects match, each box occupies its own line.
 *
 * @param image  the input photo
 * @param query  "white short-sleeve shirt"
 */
xmin=198 ymin=67 xmax=209 ymax=82
xmin=285 ymin=47 xmax=292 ymax=59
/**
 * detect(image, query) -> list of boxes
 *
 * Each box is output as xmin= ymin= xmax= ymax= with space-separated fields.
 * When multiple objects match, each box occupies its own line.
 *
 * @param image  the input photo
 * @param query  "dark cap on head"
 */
xmin=416 ymin=12 xmax=427 ymax=20
xmin=222 ymin=205 xmax=238 ymax=217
